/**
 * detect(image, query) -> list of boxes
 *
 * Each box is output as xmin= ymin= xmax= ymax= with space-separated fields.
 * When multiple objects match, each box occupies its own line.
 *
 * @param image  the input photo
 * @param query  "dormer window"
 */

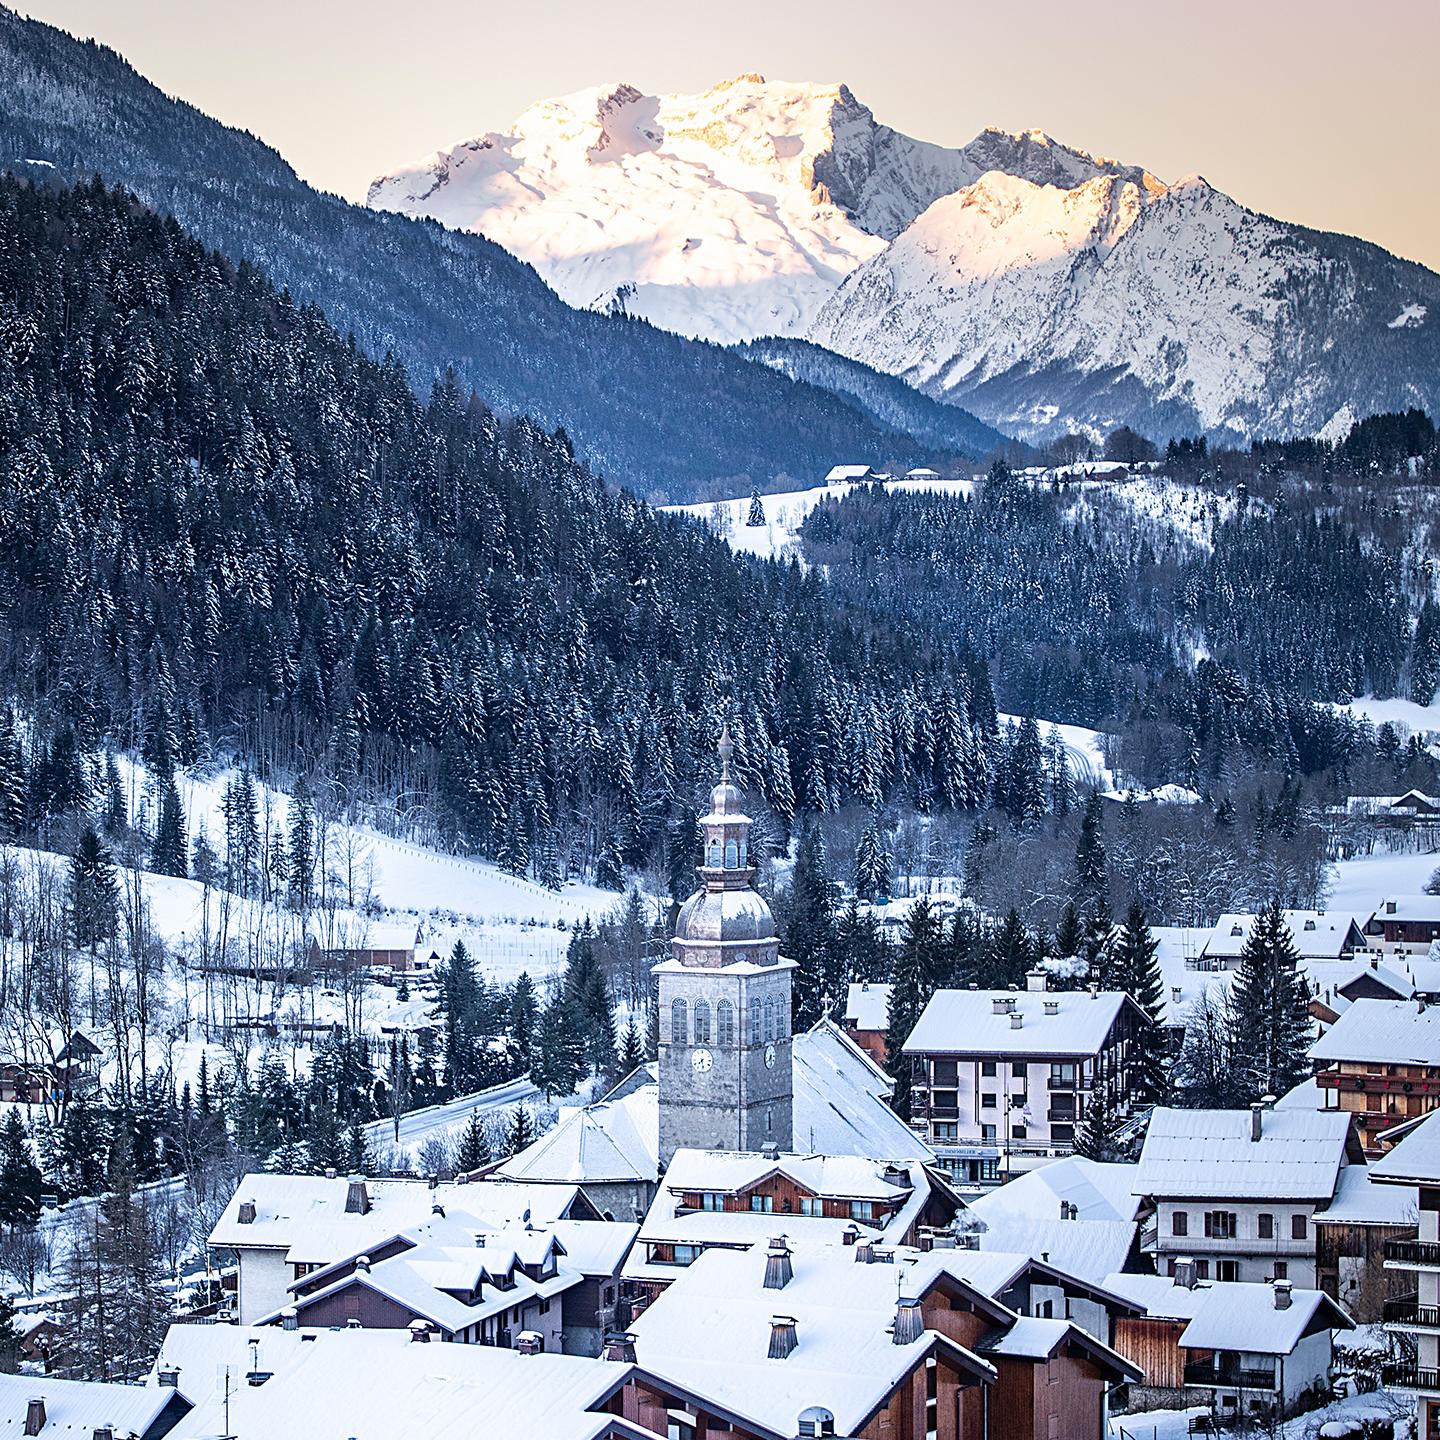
xmin=1230 ymin=924 xmax=1243 ymax=937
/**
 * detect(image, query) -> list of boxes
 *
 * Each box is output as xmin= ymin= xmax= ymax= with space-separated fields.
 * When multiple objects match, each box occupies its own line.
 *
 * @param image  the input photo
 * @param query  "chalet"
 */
xmin=1134 ymin=1103 xmax=1361 ymax=1287
xmin=903 ymin=974 xmax=1146 ymax=1185
xmin=208 ymin=1171 xmax=596 ymax=1324
xmin=0 ymin=1370 xmax=192 ymax=1440
xmin=1310 ymin=997 xmax=1440 ymax=1155
xmin=1200 ymin=910 xmax=1368 ymax=967
xmin=307 ymin=919 xmax=426 ymax=974
xmin=1369 ymin=1107 xmax=1440 ymax=1439
xmin=152 ymin=1324 xmax=650 ymax=1440
xmin=261 ymin=1216 xmax=631 ymax=1354
xmin=1101 ymin=1270 xmax=1353 ymax=1420
xmin=842 ymin=981 xmax=892 ymax=1066
xmin=823 ymin=464 xmax=879 ymax=484
xmin=1367 ymin=895 xmax=1440 ymax=954
xmin=0 ymin=1031 xmax=102 ymax=1104
xmin=1308 ymin=954 xmax=1414 ymax=1027
xmin=1311 ymin=1163 xmax=1417 ymax=1321
xmin=624 ymin=1149 xmax=963 ymax=1305
xmin=625 ymin=1239 xmax=1139 ymax=1440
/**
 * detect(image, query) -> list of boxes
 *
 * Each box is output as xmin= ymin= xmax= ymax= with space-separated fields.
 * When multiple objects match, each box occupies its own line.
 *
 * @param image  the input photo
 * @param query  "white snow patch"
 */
xmin=1388 ymin=302 xmax=1427 ymax=329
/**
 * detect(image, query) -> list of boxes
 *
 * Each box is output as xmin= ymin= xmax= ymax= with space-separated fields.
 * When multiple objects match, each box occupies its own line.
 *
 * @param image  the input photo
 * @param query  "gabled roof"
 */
xmin=909 ymin=1248 xmax=1144 ymax=1317
xmin=903 ymin=989 xmax=1137 ymax=1058
xmin=1135 ymin=1107 xmax=1354 ymax=1201
xmin=960 ymin=1216 xmax=1137 ymax=1285
xmin=157 ymin=1326 xmax=629 ymax=1440
xmin=976 ymin=1314 xmax=1141 ymax=1382
xmin=1309 ymin=997 xmax=1440 ymax=1066
xmin=1177 ymin=1285 xmax=1353 ymax=1354
xmin=845 ymin=981 xmax=893 ymax=1031
xmin=0 ymin=1371 xmax=185 ymax=1438
xmin=663 ymin=1149 xmax=912 ymax=1202
xmin=1371 ymin=1108 xmax=1440 ymax=1186
xmin=1203 ymin=911 xmax=1365 ymax=961
xmin=1372 ymin=893 xmax=1440 ymax=922
xmin=965 ymin=1157 xmax=1142 ymax=1225
xmin=1312 ymin=1163 xmax=1416 ymax=1226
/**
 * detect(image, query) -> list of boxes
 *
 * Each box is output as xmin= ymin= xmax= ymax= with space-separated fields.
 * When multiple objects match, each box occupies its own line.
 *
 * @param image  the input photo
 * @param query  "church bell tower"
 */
xmin=656 ymin=724 xmax=794 ymax=1166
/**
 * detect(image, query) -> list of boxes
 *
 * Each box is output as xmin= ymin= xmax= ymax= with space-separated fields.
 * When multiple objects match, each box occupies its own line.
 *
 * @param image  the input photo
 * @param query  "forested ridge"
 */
xmin=0 ymin=175 xmax=997 ymax=877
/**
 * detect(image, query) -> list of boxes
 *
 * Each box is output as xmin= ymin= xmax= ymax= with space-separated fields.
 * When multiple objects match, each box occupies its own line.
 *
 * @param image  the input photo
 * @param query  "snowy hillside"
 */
xmin=366 ymin=76 xmax=1148 ymax=345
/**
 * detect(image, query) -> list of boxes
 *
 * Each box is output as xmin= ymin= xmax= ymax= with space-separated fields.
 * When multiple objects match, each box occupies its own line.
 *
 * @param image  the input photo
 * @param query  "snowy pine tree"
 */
xmin=1226 ymin=900 xmax=1313 ymax=1104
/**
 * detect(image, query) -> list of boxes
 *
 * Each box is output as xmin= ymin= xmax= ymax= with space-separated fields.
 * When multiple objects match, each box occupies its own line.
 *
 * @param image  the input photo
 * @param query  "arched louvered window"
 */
xmin=707 ymin=839 xmax=721 ymax=867
xmin=764 ymin=995 xmax=777 ymax=1042
xmin=724 ymin=839 xmax=739 ymax=868
xmin=750 ymin=998 xmax=763 ymax=1045
xmin=694 ymin=1000 xmax=711 ymax=1045
xmin=717 ymin=1000 xmax=735 ymax=1047
xmin=671 ymin=998 xmax=688 ymax=1046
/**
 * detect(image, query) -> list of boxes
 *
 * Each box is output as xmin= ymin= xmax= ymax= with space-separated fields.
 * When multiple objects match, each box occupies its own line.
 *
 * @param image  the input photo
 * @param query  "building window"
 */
xmin=1011 ymin=1125 xmax=1027 ymax=1140
xmin=766 ymin=1107 xmax=774 ymax=1135
xmin=1050 ymin=1062 xmax=1077 ymax=1088
xmin=725 ymin=839 xmax=738 ymax=868
xmin=707 ymin=839 xmax=721 ymax=867
xmin=1172 ymin=1211 xmax=1188 ymax=1237
xmin=980 ymin=1093 xmax=996 ymax=1110
xmin=694 ymin=1000 xmax=711 ymax=1045
xmin=1216 ymin=1260 xmax=1239 ymax=1282
xmin=1272 ymin=1261 xmax=1288 ymax=1280
xmin=700 ymin=1192 xmax=723 ymax=1211
xmin=717 ymin=1000 xmax=735 ymax=1047
xmin=800 ymin=1197 xmax=822 ymax=1217
xmin=750 ymin=1194 xmax=774 ymax=1213
xmin=1258 ymin=1213 xmax=1274 ymax=1239
xmin=671 ymin=998 xmax=688 ymax=1045
xmin=981 ymin=1061 xmax=997 ymax=1077
xmin=850 ymin=1201 xmax=875 ymax=1222
xmin=933 ymin=1123 xmax=958 ymax=1142
xmin=1291 ymin=1214 xmax=1307 ymax=1241
xmin=1204 ymin=1211 xmax=1237 ymax=1240
xmin=673 ymin=1244 xmax=699 ymax=1266
xmin=981 ymin=1125 xmax=996 ymax=1143
xmin=751 ymin=998 xmax=762 ymax=1043
xmin=1195 ymin=1259 xmax=1210 ymax=1280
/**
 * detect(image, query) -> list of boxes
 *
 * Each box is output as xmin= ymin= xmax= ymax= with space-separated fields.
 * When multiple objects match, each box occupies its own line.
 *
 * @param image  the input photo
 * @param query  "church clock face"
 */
xmin=764 ymin=1043 xmax=777 ymax=1069
xmin=691 ymin=1048 xmax=713 ymax=1074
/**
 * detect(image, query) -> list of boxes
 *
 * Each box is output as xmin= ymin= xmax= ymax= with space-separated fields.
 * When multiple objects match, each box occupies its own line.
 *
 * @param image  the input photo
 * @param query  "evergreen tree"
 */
xmin=0 ymin=710 xmax=27 ymax=840
xmin=1003 ymin=716 xmax=1046 ymax=827
xmin=0 ymin=1110 xmax=43 ymax=1229
xmin=1054 ymin=903 xmax=1083 ymax=960
xmin=288 ymin=777 xmax=315 ymax=909
xmin=980 ymin=908 xmax=1036 ymax=989
xmin=1226 ymin=900 xmax=1313 ymax=1103
xmin=510 ymin=973 xmax=539 ymax=1066
xmin=191 ymin=824 xmax=219 ymax=885
xmin=439 ymin=940 xmax=483 ymax=1094
xmin=1413 ymin=599 xmax=1440 ymax=705
xmin=534 ymin=996 xmax=587 ymax=1098
xmin=1075 ymin=1061 xmax=1125 ymax=1162
xmin=455 ymin=1111 xmax=491 ymax=1173
xmin=505 ymin=1105 xmax=536 ymax=1158
xmin=70 ymin=827 xmax=118 ymax=950
xmin=746 ymin=488 xmax=766 ymax=527
xmin=563 ymin=922 xmax=616 ymax=1073
xmin=150 ymin=773 xmax=187 ymax=877
xmin=853 ymin=808 xmax=891 ymax=901
xmin=617 ymin=1015 xmax=645 ymax=1075
xmin=885 ymin=896 xmax=946 ymax=1115
xmin=1073 ymin=793 xmax=1109 ymax=918
xmin=785 ymin=822 xmax=838 ymax=1028
xmin=1108 ymin=901 xmax=1169 ymax=1106
xmin=0 ymin=1289 xmax=19 ymax=1374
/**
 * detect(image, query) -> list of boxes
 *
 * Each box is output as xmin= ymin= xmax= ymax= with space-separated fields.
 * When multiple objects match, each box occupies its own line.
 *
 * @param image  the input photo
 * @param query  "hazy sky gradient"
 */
xmin=20 ymin=0 xmax=1440 ymax=270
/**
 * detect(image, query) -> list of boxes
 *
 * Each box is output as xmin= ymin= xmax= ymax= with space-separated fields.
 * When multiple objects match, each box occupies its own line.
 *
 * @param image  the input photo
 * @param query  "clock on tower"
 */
xmin=656 ymin=723 xmax=795 ymax=1166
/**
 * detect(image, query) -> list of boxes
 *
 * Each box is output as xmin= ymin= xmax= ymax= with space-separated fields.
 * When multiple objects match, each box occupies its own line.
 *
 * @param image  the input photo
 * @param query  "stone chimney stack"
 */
xmin=763 ymin=1236 xmax=794 ymax=1290
xmin=1010 ymin=1012 xmax=1024 ymax=1029
xmin=409 ymin=1320 xmax=432 ymax=1344
xmin=1175 ymin=1256 xmax=1197 ymax=1290
xmin=1273 ymin=1280 xmax=1292 ymax=1310
xmin=768 ymin=1316 xmax=798 ymax=1360
xmin=158 ymin=1365 xmax=181 ymax=1388
xmin=1026 ymin=970 xmax=1048 ymax=993
xmin=281 ymin=1307 xmax=298 ymax=1331
xmin=237 ymin=1198 xmax=257 ymax=1225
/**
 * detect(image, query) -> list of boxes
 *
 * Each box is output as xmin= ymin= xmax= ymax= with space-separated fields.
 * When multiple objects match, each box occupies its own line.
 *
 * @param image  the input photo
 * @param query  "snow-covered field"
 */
xmin=1328 ymin=849 xmax=1439 ymax=915
xmin=1339 ymin=695 xmax=1440 ymax=744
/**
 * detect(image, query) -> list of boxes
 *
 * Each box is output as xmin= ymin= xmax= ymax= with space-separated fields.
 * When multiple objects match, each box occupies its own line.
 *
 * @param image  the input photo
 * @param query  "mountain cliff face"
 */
xmin=0 ymin=13 xmax=972 ymax=496
xmin=374 ymin=74 xmax=1440 ymax=443
xmin=368 ymin=75 xmax=1147 ymax=346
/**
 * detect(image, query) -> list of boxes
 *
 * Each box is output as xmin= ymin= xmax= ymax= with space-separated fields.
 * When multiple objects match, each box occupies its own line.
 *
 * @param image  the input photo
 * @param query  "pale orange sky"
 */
xmin=20 ymin=0 xmax=1440 ymax=271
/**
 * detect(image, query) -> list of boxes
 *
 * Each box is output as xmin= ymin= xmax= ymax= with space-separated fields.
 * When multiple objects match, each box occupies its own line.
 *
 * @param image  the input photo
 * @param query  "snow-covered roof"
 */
xmin=904 ymin=988 xmax=1135 ymax=1057
xmin=1371 ymin=894 xmax=1440 ymax=922
xmin=628 ymin=1241 xmax=994 ymax=1439
xmin=663 ymin=1150 xmax=912 ymax=1202
xmin=498 ymin=1068 xmax=660 ymax=1187
xmin=1176 ymin=1283 xmax=1353 ymax=1354
xmin=965 ymin=1157 xmax=1142 ymax=1225
xmin=844 ymin=981 xmax=893 ymax=1032
xmin=1135 ymin=1107 xmax=1354 ymax=1201
xmin=1309 ymin=997 xmax=1440 ymax=1066
xmin=1306 ymin=956 xmax=1414 ymax=1010
xmin=157 ymin=1326 xmax=630 ymax=1440
xmin=1371 ymin=1108 xmax=1440 ymax=1186
xmin=975 ymin=1313 xmax=1136 ymax=1379
xmin=0 ymin=1371 xmax=184 ymax=1437
xmin=824 ymin=464 xmax=877 ymax=483
xmin=961 ymin=1216 xmax=1136 ymax=1284
xmin=208 ymin=1173 xmax=580 ymax=1265
xmin=1203 ymin=911 xmax=1365 ymax=961
xmin=1313 ymin=1164 xmax=1416 ymax=1226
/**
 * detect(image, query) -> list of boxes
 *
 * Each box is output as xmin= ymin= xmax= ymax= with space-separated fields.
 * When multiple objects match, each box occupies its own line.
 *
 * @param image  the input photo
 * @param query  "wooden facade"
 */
xmin=988 ymin=1352 xmax=1108 ymax=1440
xmin=676 ymin=1173 xmax=907 ymax=1226
xmin=1112 ymin=1314 xmax=1187 ymax=1395
xmin=1316 ymin=1061 xmax=1440 ymax=1156
xmin=1315 ymin=1217 xmax=1417 ymax=1322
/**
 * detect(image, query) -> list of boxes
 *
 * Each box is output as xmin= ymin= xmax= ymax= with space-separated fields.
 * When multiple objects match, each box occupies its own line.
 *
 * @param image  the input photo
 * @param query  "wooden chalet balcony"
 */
xmin=1382 ymin=1361 xmax=1440 ymax=1391
xmin=1316 ymin=1067 xmax=1440 ymax=1096
xmin=1386 ymin=1238 xmax=1440 ymax=1268
xmin=1383 ymin=1296 xmax=1440 ymax=1329
xmin=1183 ymin=1361 xmax=1277 ymax=1391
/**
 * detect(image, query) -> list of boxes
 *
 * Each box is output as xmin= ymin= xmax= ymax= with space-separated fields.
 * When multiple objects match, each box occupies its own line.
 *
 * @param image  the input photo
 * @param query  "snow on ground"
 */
xmin=999 ymin=713 xmax=1114 ymax=790
xmin=1328 ymin=849 xmax=1439 ymax=916
xmin=1338 ymin=696 xmax=1440 ymax=745
xmin=666 ymin=475 xmax=976 ymax=563
xmin=1389 ymin=302 xmax=1427 ymax=329
xmin=1112 ymin=1388 xmax=1412 ymax=1439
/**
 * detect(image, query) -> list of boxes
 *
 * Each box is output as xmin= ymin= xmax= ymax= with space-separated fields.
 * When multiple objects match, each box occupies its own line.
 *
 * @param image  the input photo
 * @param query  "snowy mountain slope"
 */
xmin=813 ymin=171 xmax=1440 ymax=443
xmin=367 ymin=76 xmax=1151 ymax=345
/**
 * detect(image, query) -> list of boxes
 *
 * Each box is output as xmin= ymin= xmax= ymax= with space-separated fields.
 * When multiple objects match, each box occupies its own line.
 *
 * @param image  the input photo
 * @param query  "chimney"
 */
xmin=1387 ymin=900 xmax=1397 ymax=915
xmin=1174 ymin=1257 xmax=1197 ymax=1290
xmin=854 ymin=1241 xmax=875 ymax=1264
xmin=432 ymin=1200 xmax=446 ymax=1219
xmin=1273 ymin=1280 xmax=1292 ymax=1310
xmin=325 ymin=1167 xmax=337 ymax=1180
xmin=762 ymin=1141 xmax=781 ymax=1161
xmin=92 ymin=1428 xmax=113 ymax=1440
xmin=892 ymin=1296 xmax=924 ymax=1346
xmin=991 ymin=998 xmax=1008 ymax=1015
xmin=345 ymin=1177 xmax=370 ymax=1215
xmin=1010 ymin=1012 xmax=1023 ymax=1030
xmin=764 ymin=1236 xmax=794 ymax=1290
xmin=1171 ymin=986 xmax=1182 ymax=1004
xmin=1262 ymin=1094 xmax=1277 ymax=1109
xmin=24 ymin=1398 xmax=45 ymax=1436
xmin=354 ymin=1254 xmax=371 ymax=1274
xmin=409 ymin=1320 xmax=431 ymax=1344
xmin=882 ymin=1164 xmax=910 ymax=1187
xmin=427 ymin=1173 xmax=439 ymax=1190
xmin=841 ymin=1224 xmax=860 ymax=1248
xmin=1088 ymin=984 xmax=1099 ymax=1000
xmin=797 ymin=1406 xmax=837 ymax=1438
xmin=158 ymin=1365 xmax=181 ymax=1388
xmin=237 ymin=1199 xmax=257 ymax=1225
xmin=1043 ymin=999 xmax=1059 ymax=1016
xmin=345 ymin=1317 xmax=361 ymax=1330
xmin=1250 ymin=1101 xmax=1265 ymax=1142
xmin=1026 ymin=970 xmax=1048 ymax=993
xmin=768 ymin=1316 xmax=798 ymax=1360
xmin=281 ymin=1307 xmax=298 ymax=1331
xmin=514 ymin=1331 xmax=543 ymax=1355
xmin=604 ymin=1331 xmax=638 ymax=1363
